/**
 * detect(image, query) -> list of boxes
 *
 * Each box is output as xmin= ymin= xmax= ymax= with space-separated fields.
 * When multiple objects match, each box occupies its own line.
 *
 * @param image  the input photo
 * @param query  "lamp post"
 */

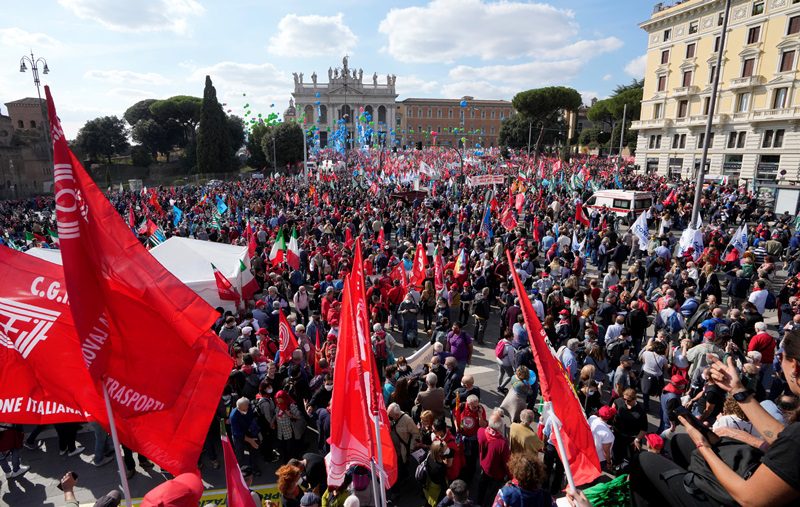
xmin=19 ymin=51 xmax=52 ymax=164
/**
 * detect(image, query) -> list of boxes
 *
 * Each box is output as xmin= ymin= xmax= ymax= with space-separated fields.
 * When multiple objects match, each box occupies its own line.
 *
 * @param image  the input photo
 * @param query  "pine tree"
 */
xmin=197 ymin=75 xmax=232 ymax=174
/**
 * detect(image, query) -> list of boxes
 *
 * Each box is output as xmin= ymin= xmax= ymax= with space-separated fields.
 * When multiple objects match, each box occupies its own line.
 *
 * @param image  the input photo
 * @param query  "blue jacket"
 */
xmin=229 ymin=408 xmax=258 ymax=441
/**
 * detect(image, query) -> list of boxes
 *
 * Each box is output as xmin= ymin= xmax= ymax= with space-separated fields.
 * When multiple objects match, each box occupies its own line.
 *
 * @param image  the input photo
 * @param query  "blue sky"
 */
xmin=1 ymin=0 xmax=652 ymax=138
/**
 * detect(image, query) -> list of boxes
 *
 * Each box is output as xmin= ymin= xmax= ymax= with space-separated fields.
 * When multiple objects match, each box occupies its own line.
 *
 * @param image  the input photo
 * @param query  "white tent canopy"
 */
xmin=26 ymin=237 xmax=255 ymax=312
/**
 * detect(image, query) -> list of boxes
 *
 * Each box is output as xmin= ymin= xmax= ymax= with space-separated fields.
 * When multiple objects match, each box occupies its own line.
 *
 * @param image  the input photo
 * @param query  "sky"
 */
xmin=0 ymin=0 xmax=653 ymax=139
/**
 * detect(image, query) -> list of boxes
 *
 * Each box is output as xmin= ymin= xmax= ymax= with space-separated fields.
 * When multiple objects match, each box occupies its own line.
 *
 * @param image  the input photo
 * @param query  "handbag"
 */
xmin=685 ymin=437 xmax=763 ymax=505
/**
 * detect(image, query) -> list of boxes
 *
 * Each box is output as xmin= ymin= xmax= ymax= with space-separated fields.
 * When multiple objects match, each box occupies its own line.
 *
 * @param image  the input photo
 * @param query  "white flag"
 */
xmin=677 ymin=227 xmax=694 ymax=257
xmin=691 ymin=229 xmax=705 ymax=260
xmin=632 ymin=212 xmax=649 ymax=251
xmin=694 ymin=214 xmax=703 ymax=229
xmin=571 ymin=230 xmax=581 ymax=252
xmin=729 ymin=224 xmax=748 ymax=254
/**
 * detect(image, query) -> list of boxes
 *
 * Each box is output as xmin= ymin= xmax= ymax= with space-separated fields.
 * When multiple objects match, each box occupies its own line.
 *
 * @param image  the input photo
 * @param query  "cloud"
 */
xmin=603 ymin=74 xmax=613 ymax=81
xmin=440 ymin=81 xmax=515 ymax=101
xmin=578 ymin=90 xmax=599 ymax=106
xmin=58 ymin=0 xmax=204 ymax=33
xmin=624 ymin=54 xmax=647 ymax=78
xmin=395 ymin=75 xmax=441 ymax=98
xmin=268 ymin=13 xmax=357 ymax=58
xmin=85 ymin=69 xmax=169 ymax=86
xmin=106 ymin=87 xmax=159 ymax=100
xmin=188 ymin=61 xmax=292 ymax=119
xmin=0 ymin=27 xmax=60 ymax=50
xmin=379 ymin=0 xmax=622 ymax=64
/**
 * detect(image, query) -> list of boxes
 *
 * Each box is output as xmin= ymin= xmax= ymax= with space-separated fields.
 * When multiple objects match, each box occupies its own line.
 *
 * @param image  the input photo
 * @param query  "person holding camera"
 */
xmin=630 ymin=330 xmax=800 ymax=506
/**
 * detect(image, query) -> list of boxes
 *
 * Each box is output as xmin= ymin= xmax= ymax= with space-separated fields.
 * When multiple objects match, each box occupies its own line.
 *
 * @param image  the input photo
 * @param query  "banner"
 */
xmin=466 ymin=175 xmax=505 ymax=186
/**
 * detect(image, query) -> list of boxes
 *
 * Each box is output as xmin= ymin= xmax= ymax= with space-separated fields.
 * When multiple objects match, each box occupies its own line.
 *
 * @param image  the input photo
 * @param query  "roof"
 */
xmin=4 ymin=97 xmax=45 ymax=106
xmin=591 ymin=190 xmax=653 ymax=198
xmin=399 ymin=97 xmax=512 ymax=106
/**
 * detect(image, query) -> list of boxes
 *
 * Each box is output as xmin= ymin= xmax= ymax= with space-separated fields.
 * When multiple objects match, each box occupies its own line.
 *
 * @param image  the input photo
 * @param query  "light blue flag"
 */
xmin=172 ymin=205 xmax=183 ymax=227
xmin=215 ymin=196 xmax=228 ymax=215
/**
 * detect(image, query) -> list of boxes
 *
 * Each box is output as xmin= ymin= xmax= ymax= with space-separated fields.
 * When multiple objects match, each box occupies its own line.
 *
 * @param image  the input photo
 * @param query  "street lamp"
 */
xmin=19 ymin=51 xmax=52 ymax=166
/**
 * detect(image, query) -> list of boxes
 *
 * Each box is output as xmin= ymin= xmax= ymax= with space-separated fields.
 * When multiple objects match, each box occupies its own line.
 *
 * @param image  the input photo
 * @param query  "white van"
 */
xmin=584 ymin=190 xmax=653 ymax=222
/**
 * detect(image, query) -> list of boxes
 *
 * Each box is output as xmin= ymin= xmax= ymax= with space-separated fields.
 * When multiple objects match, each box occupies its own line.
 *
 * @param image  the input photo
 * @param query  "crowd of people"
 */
xmin=3 ymin=147 xmax=800 ymax=507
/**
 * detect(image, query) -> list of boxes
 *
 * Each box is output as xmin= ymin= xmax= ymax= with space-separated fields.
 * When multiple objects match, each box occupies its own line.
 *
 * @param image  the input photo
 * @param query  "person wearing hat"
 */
xmin=658 ymin=374 xmax=688 ymax=434
xmin=240 ymin=465 xmax=264 ymax=506
xmin=588 ymin=406 xmax=616 ymax=471
xmin=140 ymin=473 xmax=204 ymax=507
xmin=643 ymin=433 xmax=664 ymax=454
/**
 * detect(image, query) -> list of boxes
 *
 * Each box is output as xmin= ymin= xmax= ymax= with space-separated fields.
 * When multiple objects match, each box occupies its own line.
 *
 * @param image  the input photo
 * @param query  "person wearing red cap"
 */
xmin=643 ymin=433 xmax=664 ymax=454
xmin=140 ymin=472 xmax=204 ymax=507
xmin=659 ymin=374 xmax=688 ymax=434
xmin=588 ymin=406 xmax=616 ymax=471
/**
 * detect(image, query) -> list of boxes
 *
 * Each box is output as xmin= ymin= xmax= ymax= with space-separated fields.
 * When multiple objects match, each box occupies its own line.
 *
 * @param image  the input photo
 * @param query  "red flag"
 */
xmin=212 ymin=263 xmax=240 ymax=304
xmin=149 ymin=190 xmax=165 ymax=216
xmin=506 ymin=250 xmax=601 ymax=486
xmin=127 ymin=204 xmax=136 ymax=229
xmin=45 ymin=87 xmax=231 ymax=474
xmin=377 ymin=229 xmax=386 ymax=248
xmin=662 ymin=188 xmax=677 ymax=206
xmin=313 ymin=192 xmax=319 ymax=207
xmin=246 ymin=222 xmax=257 ymax=258
xmin=410 ymin=242 xmax=427 ymax=289
xmin=489 ymin=197 xmax=499 ymax=212
xmin=575 ymin=202 xmax=590 ymax=227
xmin=293 ymin=192 xmax=300 ymax=206
xmin=500 ymin=207 xmax=518 ymax=231
xmin=278 ymin=310 xmax=299 ymax=365
xmin=327 ymin=240 xmax=397 ymax=487
xmin=533 ymin=216 xmax=541 ymax=243
xmin=390 ymin=262 xmax=408 ymax=291
xmin=434 ymin=247 xmax=445 ymax=291
xmin=514 ymin=193 xmax=525 ymax=212
xmin=344 ymin=227 xmax=355 ymax=249
xmin=221 ymin=435 xmax=257 ymax=507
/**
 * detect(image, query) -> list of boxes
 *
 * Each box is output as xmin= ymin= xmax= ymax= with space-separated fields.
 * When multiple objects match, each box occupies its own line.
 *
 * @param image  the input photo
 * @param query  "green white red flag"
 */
xmin=269 ymin=229 xmax=286 ymax=266
xmin=287 ymin=227 xmax=300 ymax=270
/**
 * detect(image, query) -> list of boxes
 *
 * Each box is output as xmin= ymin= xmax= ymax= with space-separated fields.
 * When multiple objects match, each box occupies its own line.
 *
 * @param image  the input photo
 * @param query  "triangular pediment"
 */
xmin=328 ymin=85 xmax=366 ymax=97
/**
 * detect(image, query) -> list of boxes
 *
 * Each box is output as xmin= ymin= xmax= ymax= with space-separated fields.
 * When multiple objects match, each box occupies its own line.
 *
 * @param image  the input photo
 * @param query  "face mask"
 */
xmin=587 ymin=389 xmax=597 ymax=396
xmin=266 ymin=388 xmax=273 ymax=394
xmin=324 ymin=384 xmax=333 ymax=391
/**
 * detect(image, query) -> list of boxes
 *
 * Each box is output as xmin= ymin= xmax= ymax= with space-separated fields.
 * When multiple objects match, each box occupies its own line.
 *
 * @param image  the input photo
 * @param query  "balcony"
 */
xmin=751 ymin=106 xmax=800 ymax=122
xmin=688 ymin=114 xmax=730 ymax=126
xmin=672 ymin=85 xmax=699 ymax=97
xmin=630 ymin=118 xmax=673 ymax=130
xmin=729 ymin=76 xmax=764 ymax=89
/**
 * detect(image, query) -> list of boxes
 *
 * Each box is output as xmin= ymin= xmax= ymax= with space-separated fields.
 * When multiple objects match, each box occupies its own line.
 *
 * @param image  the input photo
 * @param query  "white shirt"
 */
xmin=748 ymin=290 xmax=768 ymax=315
xmin=589 ymin=415 xmax=615 ymax=463
xmin=604 ymin=323 xmax=624 ymax=345
xmin=531 ymin=299 xmax=545 ymax=321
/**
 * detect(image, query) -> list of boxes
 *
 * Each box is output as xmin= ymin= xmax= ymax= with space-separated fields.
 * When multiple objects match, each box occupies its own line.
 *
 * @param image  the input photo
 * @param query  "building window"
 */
xmin=689 ymin=21 xmax=699 ymax=34
xmin=407 ymin=108 xmax=413 ymax=118
xmin=470 ymin=110 xmax=475 ymax=119
xmin=664 ymin=28 xmax=672 ymax=41
xmin=738 ymin=131 xmax=747 ymax=148
xmin=30 ymin=120 xmax=36 ymax=128
xmin=709 ymin=64 xmax=717 ymax=83
xmin=448 ymin=109 xmax=453 ymax=119
xmin=773 ymin=87 xmax=789 ymax=109
xmin=437 ymin=109 xmax=442 ymax=118
xmin=672 ymin=134 xmax=680 ymax=149
xmin=742 ymin=58 xmax=755 ymax=77
xmin=655 ymin=135 xmax=662 ymax=148
xmin=763 ymin=129 xmax=786 ymax=147
xmin=490 ymin=127 xmax=495 ymax=135
xmin=728 ymin=132 xmax=737 ymax=149
xmin=735 ymin=92 xmax=751 ymax=112
xmin=481 ymin=110 xmax=486 ymax=119
xmin=17 ymin=120 xmax=23 ymax=128
xmin=682 ymin=70 xmax=693 ymax=87
xmin=703 ymin=96 xmax=711 ymax=115
xmin=780 ymin=50 xmax=795 ymax=72
xmin=680 ymin=134 xmax=686 ymax=148
xmin=490 ymin=110 xmax=495 ymax=119
xmin=427 ymin=108 xmax=432 ymax=118
xmin=714 ymin=36 xmax=721 ymax=52
xmin=763 ymin=129 xmax=774 ymax=147
xmin=661 ymin=50 xmax=670 ymax=64
xmin=678 ymin=99 xmax=689 ymax=117
xmin=649 ymin=135 xmax=656 ymax=149
xmin=718 ymin=13 xmax=724 ymax=26
xmin=698 ymin=132 xmax=714 ymax=149
xmin=752 ymin=2 xmax=764 ymax=16
xmin=747 ymin=25 xmax=761 ymax=44
xmin=790 ymin=15 xmax=800 ymax=35
xmin=654 ymin=103 xmax=663 ymax=119
xmin=657 ymin=75 xmax=667 ymax=92
xmin=686 ymin=43 xmax=696 ymax=58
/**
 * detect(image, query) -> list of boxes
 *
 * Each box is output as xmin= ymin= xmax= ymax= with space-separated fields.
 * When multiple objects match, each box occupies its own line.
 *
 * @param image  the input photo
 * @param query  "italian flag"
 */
xmin=269 ymin=229 xmax=286 ymax=266
xmin=47 ymin=229 xmax=59 ymax=246
xmin=239 ymin=259 xmax=259 ymax=300
xmin=287 ymin=227 xmax=300 ymax=270
xmin=211 ymin=263 xmax=240 ymax=304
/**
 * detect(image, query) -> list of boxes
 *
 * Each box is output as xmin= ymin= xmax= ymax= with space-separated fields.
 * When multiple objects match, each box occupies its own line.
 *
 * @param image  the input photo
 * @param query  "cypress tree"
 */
xmin=197 ymin=75 xmax=231 ymax=173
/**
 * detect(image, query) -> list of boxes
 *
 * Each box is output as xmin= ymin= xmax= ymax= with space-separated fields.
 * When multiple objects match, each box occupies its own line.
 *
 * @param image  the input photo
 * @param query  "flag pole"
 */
xmin=371 ymin=413 xmax=387 ymax=507
xmin=543 ymin=401 xmax=576 ymax=492
xmin=102 ymin=382 xmax=134 ymax=507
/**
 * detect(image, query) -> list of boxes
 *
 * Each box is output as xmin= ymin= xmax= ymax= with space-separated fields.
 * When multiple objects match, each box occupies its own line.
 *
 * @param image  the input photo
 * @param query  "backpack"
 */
xmin=495 ymin=340 xmax=508 ymax=360
xmin=555 ymin=322 xmax=572 ymax=344
xmin=765 ymin=291 xmax=777 ymax=310
xmin=373 ymin=336 xmax=388 ymax=361
xmin=606 ymin=339 xmax=627 ymax=369
xmin=666 ymin=311 xmax=683 ymax=334
xmin=414 ymin=456 xmax=429 ymax=483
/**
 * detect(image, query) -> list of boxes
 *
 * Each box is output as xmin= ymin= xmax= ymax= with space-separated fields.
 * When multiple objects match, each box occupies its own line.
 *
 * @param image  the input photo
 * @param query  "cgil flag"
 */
xmin=575 ymin=202 xmax=590 ymax=227
xmin=278 ymin=310 xmax=299 ymax=365
xmin=45 ymin=86 xmax=231 ymax=475
xmin=506 ymin=250 xmax=601 ymax=486
xmin=632 ymin=212 xmax=649 ymax=251
xmin=390 ymin=261 xmax=408 ymax=291
xmin=500 ymin=207 xmax=518 ymax=231
xmin=221 ymin=435 xmax=257 ymax=507
xmin=433 ymin=246 xmax=445 ymax=292
xmin=410 ymin=242 xmax=428 ymax=289
xmin=211 ymin=263 xmax=240 ymax=304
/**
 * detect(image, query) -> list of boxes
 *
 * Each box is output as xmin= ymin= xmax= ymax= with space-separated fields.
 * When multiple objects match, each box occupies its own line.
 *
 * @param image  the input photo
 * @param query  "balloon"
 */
xmin=243 ymin=93 xmax=246 ymax=96
xmin=461 ymin=137 xmax=467 ymax=143
xmin=315 ymin=101 xmax=320 ymax=105
xmin=460 ymin=100 xmax=467 ymax=108
xmin=315 ymin=92 xmax=321 ymax=97
xmin=270 ymin=103 xmax=275 ymax=107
